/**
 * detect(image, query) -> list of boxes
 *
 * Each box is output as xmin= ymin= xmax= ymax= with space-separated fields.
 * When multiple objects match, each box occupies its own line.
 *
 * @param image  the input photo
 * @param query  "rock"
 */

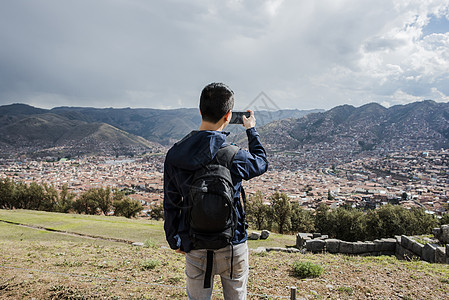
xmin=325 ymin=239 xmax=341 ymax=253
xmin=316 ymin=235 xmax=329 ymax=240
xmin=446 ymin=244 xmax=449 ymax=264
xmin=364 ymin=241 xmax=376 ymax=253
xmin=260 ymin=230 xmax=270 ymax=240
xmin=422 ymin=243 xmax=437 ymax=263
xmin=396 ymin=244 xmax=420 ymax=261
xmin=401 ymin=235 xmax=412 ymax=250
xmin=432 ymin=228 xmax=441 ymax=239
xmin=248 ymin=232 xmax=261 ymax=240
xmin=306 ymin=239 xmax=325 ymax=253
xmin=439 ymin=225 xmax=449 ymax=244
xmin=410 ymin=240 xmax=424 ymax=257
xmin=436 ymin=247 xmax=446 ymax=264
xmin=353 ymin=241 xmax=368 ymax=254
xmin=312 ymin=233 xmax=322 ymax=239
xmin=340 ymin=241 xmax=354 ymax=254
xmin=373 ymin=239 xmax=383 ymax=252
xmin=266 ymin=247 xmax=300 ymax=253
xmin=296 ymin=233 xmax=312 ymax=249
xmin=132 ymin=242 xmax=145 ymax=247
xmin=251 ymin=247 xmax=266 ymax=254
xmin=380 ymin=238 xmax=397 ymax=252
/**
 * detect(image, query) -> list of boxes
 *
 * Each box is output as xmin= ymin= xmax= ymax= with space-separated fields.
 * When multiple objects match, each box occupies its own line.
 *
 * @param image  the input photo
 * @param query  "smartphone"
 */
xmin=230 ymin=111 xmax=251 ymax=124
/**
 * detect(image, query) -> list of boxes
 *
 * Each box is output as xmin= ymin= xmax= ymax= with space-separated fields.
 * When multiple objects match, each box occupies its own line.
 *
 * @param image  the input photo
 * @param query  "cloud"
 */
xmin=0 ymin=0 xmax=448 ymax=110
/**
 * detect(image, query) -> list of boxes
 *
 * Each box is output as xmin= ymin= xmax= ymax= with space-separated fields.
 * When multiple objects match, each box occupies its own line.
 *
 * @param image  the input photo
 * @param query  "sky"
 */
xmin=1 ymin=0 xmax=449 ymax=111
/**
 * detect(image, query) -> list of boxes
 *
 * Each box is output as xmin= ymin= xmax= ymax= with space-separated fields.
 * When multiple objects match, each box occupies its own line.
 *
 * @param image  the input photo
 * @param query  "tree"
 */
xmin=246 ymin=191 xmax=270 ymax=230
xmin=333 ymin=207 xmax=365 ymax=241
xmin=113 ymin=196 xmax=143 ymax=218
xmin=149 ymin=202 xmax=164 ymax=220
xmin=376 ymin=204 xmax=409 ymax=237
xmin=95 ymin=187 xmax=112 ymax=215
xmin=408 ymin=207 xmax=438 ymax=235
xmin=364 ymin=209 xmax=383 ymax=240
xmin=290 ymin=203 xmax=315 ymax=233
xmin=440 ymin=213 xmax=449 ymax=226
xmin=315 ymin=203 xmax=332 ymax=235
xmin=0 ymin=178 xmax=15 ymax=209
xmin=14 ymin=182 xmax=45 ymax=210
xmin=40 ymin=184 xmax=58 ymax=211
xmin=271 ymin=192 xmax=291 ymax=234
xmin=54 ymin=184 xmax=75 ymax=213
xmin=74 ymin=189 xmax=100 ymax=214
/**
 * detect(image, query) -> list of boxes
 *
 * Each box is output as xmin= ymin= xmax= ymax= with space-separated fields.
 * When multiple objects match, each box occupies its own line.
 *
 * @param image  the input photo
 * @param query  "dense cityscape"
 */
xmin=1 ymin=148 xmax=448 ymax=217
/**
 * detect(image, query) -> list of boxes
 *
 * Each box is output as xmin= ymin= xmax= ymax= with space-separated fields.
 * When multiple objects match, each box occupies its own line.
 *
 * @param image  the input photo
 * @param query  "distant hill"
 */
xmin=0 ymin=103 xmax=321 ymax=157
xmin=258 ymin=100 xmax=449 ymax=166
xmin=49 ymin=106 xmax=322 ymax=145
xmin=0 ymin=111 xmax=160 ymax=158
xmin=3 ymin=100 xmax=447 ymax=162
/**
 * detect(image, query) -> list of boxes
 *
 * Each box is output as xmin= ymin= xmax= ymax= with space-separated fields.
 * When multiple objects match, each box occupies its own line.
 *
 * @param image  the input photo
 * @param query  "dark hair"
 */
xmin=200 ymin=83 xmax=234 ymax=123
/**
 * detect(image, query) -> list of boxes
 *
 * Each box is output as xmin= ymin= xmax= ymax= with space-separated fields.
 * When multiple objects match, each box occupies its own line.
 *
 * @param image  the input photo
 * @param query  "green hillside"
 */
xmin=1 ymin=209 xmax=449 ymax=299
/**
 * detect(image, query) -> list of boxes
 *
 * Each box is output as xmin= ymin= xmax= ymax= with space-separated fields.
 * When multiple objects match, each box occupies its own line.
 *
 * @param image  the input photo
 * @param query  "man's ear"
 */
xmin=223 ymin=110 xmax=232 ymax=122
xmin=199 ymin=106 xmax=202 ymax=116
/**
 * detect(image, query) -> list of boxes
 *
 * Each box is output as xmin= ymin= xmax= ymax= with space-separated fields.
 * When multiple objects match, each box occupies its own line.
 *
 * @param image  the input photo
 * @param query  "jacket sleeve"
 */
xmin=231 ymin=127 xmax=268 ymax=180
xmin=163 ymin=162 xmax=182 ymax=250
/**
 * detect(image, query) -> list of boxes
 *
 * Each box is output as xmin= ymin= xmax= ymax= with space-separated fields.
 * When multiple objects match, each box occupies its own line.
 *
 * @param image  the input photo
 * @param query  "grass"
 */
xmin=0 ymin=209 xmax=165 ymax=244
xmin=1 ymin=209 xmax=449 ymax=299
xmin=140 ymin=259 xmax=160 ymax=270
xmin=0 ymin=209 xmax=296 ymax=248
xmin=292 ymin=261 xmax=324 ymax=278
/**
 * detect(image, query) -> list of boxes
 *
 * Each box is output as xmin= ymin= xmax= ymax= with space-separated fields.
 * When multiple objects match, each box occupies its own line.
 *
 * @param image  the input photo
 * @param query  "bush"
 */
xmin=113 ymin=196 xmax=143 ymax=218
xmin=247 ymin=191 xmax=271 ymax=230
xmin=143 ymin=238 xmax=158 ymax=248
xmin=141 ymin=259 xmax=160 ymax=270
xmin=292 ymin=261 xmax=323 ymax=279
xmin=149 ymin=203 xmax=164 ymax=220
xmin=271 ymin=192 xmax=292 ymax=234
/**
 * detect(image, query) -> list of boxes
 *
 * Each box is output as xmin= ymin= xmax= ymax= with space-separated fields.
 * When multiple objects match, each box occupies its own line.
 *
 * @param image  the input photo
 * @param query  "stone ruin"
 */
xmin=248 ymin=230 xmax=271 ymax=241
xmin=295 ymin=224 xmax=449 ymax=264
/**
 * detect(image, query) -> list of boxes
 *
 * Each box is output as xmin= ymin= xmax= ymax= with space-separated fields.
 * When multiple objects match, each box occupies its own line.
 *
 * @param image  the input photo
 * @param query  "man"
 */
xmin=163 ymin=82 xmax=268 ymax=299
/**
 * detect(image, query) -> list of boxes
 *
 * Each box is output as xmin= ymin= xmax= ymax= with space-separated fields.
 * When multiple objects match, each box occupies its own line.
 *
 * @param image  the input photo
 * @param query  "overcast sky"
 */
xmin=1 ymin=0 xmax=449 ymax=110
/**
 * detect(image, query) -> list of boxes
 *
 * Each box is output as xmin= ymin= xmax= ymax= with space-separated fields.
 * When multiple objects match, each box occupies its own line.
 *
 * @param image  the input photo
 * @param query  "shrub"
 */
xmin=141 ymin=259 xmax=160 ymax=270
xmin=113 ymin=196 xmax=143 ymax=218
xmin=292 ymin=261 xmax=323 ymax=279
xmin=143 ymin=238 xmax=158 ymax=248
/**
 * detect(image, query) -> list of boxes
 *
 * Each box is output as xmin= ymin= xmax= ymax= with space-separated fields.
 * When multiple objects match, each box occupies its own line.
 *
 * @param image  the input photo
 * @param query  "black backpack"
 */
xmin=188 ymin=144 xmax=239 ymax=250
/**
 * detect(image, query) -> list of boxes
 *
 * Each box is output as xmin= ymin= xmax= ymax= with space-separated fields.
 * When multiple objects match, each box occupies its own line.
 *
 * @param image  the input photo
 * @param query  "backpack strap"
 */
xmin=211 ymin=145 xmax=239 ymax=169
xmin=204 ymin=250 xmax=214 ymax=288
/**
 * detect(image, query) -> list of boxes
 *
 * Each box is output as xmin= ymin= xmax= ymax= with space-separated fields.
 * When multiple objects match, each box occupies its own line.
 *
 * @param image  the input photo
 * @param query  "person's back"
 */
xmin=164 ymin=83 xmax=268 ymax=299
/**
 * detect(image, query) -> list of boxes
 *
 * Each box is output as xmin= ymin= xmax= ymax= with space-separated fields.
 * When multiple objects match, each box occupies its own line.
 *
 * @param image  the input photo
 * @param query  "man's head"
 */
xmin=199 ymin=83 xmax=234 ymax=124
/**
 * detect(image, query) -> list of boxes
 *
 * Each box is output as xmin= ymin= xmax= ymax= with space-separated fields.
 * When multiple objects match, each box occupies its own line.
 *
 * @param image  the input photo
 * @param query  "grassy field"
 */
xmin=1 ymin=209 xmax=449 ymax=299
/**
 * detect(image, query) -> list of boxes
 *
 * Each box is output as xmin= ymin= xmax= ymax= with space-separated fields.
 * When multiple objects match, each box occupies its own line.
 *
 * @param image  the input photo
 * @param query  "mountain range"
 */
xmin=257 ymin=100 xmax=449 ymax=167
xmin=1 ymin=101 xmax=448 ymax=161
xmin=0 ymin=103 xmax=320 ymax=158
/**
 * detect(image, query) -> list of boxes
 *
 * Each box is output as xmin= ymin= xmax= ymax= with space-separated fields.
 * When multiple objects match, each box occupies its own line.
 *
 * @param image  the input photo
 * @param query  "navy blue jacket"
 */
xmin=163 ymin=127 xmax=268 ymax=253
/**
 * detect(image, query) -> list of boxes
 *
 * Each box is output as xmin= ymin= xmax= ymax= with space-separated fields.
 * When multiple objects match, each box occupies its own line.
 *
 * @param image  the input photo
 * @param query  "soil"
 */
xmin=1 ymin=237 xmax=449 ymax=299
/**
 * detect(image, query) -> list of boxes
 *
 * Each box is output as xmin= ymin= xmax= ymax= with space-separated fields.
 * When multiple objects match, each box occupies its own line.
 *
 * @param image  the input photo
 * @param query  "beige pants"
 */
xmin=185 ymin=242 xmax=248 ymax=300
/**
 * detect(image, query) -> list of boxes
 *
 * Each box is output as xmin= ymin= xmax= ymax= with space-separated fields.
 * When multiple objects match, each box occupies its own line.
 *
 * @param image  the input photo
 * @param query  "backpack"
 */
xmin=188 ymin=144 xmax=240 ymax=250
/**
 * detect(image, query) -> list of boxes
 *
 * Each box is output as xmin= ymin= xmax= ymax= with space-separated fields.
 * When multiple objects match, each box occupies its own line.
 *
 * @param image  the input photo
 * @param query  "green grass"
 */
xmin=2 ymin=209 xmax=449 ymax=299
xmin=0 ymin=209 xmax=296 ymax=248
xmin=246 ymin=229 xmax=297 ymax=248
xmin=292 ymin=261 xmax=324 ymax=278
xmin=0 ymin=209 xmax=164 ymax=244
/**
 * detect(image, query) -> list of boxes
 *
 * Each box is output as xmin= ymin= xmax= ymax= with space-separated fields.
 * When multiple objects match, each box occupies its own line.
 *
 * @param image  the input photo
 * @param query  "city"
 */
xmin=1 ymin=148 xmax=448 ymax=217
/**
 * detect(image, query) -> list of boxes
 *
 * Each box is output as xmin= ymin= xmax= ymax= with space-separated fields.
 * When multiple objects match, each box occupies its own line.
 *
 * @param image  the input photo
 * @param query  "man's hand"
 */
xmin=175 ymin=248 xmax=185 ymax=255
xmin=242 ymin=110 xmax=256 ymax=130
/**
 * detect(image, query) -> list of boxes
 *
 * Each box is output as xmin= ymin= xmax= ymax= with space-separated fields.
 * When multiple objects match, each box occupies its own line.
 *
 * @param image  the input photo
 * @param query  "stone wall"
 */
xmin=296 ymin=225 xmax=449 ymax=264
